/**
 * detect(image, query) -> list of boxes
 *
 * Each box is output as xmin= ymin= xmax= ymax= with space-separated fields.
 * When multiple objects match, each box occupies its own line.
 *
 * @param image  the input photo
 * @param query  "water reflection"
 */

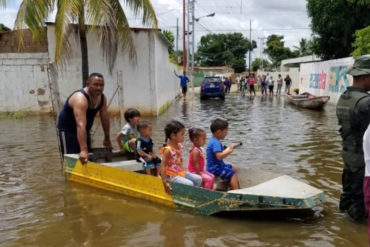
xmin=181 ymin=98 xmax=188 ymax=119
xmin=0 ymin=94 xmax=368 ymax=246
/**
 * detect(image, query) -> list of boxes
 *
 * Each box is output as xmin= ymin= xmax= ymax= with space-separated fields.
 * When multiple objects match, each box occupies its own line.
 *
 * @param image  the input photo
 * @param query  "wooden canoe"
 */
xmin=286 ymin=92 xmax=330 ymax=110
xmin=63 ymin=152 xmax=325 ymax=216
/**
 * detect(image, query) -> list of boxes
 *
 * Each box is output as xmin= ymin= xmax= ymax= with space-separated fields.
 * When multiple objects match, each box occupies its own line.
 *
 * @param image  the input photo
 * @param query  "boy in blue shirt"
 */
xmin=136 ymin=120 xmax=161 ymax=176
xmin=206 ymin=118 xmax=240 ymax=190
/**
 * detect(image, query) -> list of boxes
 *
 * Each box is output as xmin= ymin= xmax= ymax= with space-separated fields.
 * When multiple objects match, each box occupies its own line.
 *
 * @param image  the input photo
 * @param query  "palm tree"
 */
xmin=294 ymin=38 xmax=314 ymax=57
xmin=11 ymin=0 xmax=157 ymax=86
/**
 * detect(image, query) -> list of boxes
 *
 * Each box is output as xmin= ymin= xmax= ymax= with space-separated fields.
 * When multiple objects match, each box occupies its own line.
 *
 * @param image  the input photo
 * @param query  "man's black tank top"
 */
xmin=57 ymin=89 xmax=104 ymax=132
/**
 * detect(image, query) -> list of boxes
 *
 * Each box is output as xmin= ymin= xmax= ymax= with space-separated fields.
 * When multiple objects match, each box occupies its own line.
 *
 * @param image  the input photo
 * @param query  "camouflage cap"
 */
xmin=347 ymin=55 xmax=370 ymax=77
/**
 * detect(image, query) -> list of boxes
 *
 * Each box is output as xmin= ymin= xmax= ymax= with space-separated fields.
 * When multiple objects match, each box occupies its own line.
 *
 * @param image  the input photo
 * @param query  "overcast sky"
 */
xmin=0 ymin=0 xmax=313 ymax=62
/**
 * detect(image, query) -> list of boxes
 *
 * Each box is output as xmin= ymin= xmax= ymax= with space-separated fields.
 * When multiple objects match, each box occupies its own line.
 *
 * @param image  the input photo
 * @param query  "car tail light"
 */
xmin=201 ymin=84 xmax=205 ymax=89
xmin=221 ymin=83 xmax=224 ymax=89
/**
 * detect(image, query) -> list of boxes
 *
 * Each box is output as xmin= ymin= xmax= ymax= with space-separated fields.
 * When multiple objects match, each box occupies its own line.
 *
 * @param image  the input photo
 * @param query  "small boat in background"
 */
xmin=286 ymin=92 xmax=330 ymax=110
xmin=63 ymin=150 xmax=326 ymax=216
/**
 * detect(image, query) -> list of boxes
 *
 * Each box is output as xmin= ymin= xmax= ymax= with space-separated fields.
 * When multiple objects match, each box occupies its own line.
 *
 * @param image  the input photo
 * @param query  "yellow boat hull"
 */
xmin=64 ymin=155 xmax=175 ymax=208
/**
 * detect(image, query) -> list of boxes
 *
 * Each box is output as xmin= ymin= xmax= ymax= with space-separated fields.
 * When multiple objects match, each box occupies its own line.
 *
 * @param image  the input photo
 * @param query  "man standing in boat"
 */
xmin=336 ymin=55 xmax=370 ymax=222
xmin=57 ymin=73 xmax=112 ymax=164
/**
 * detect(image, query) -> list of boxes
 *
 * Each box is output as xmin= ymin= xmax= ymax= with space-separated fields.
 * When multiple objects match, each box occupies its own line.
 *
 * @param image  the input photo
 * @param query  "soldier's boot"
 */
xmin=339 ymin=193 xmax=352 ymax=212
xmin=346 ymin=203 xmax=366 ymax=222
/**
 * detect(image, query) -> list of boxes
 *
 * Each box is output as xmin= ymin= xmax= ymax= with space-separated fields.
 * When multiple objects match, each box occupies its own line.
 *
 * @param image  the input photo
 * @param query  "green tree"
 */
xmin=11 ymin=0 xmax=157 ymax=86
xmin=293 ymin=38 xmax=314 ymax=56
xmin=162 ymin=30 xmax=180 ymax=65
xmin=232 ymin=57 xmax=247 ymax=73
xmin=0 ymin=23 xmax=10 ymax=31
xmin=162 ymin=30 xmax=174 ymax=54
xmin=351 ymin=25 xmax=370 ymax=56
xmin=251 ymin=58 xmax=271 ymax=71
xmin=307 ymin=0 xmax=370 ymax=60
xmin=197 ymin=32 xmax=255 ymax=73
xmin=264 ymin=34 xmax=297 ymax=67
xmin=348 ymin=0 xmax=370 ymax=5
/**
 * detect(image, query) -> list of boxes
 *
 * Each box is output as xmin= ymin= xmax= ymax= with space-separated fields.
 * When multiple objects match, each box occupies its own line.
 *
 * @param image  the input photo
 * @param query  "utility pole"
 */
xmin=182 ymin=0 xmax=186 ymax=72
xmin=248 ymin=19 xmax=251 ymax=75
xmin=188 ymin=0 xmax=195 ymax=97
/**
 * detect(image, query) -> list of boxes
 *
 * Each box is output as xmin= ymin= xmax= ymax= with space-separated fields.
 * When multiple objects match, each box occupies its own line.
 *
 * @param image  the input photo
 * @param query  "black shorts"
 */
xmin=137 ymin=156 xmax=162 ymax=169
xmin=182 ymin=86 xmax=187 ymax=94
xmin=59 ymin=130 xmax=91 ymax=155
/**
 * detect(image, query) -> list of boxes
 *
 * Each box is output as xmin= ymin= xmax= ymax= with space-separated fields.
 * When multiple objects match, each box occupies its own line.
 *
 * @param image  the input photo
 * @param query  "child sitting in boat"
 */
xmin=116 ymin=108 xmax=141 ymax=154
xmin=160 ymin=120 xmax=202 ymax=194
xmin=188 ymin=128 xmax=215 ymax=190
xmin=136 ymin=120 xmax=161 ymax=176
xmin=206 ymin=118 xmax=240 ymax=190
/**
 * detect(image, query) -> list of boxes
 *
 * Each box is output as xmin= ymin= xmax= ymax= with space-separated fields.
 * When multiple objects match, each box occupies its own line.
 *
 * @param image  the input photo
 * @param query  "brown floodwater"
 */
xmin=0 ymin=93 xmax=367 ymax=246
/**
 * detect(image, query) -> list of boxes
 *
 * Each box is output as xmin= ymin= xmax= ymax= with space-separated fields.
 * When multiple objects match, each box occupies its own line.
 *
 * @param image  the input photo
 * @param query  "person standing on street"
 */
xmin=268 ymin=75 xmax=274 ymax=96
xmin=236 ymin=75 xmax=241 ymax=91
xmin=336 ymin=55 xmax=370 ymax=222
xmin=276 ymin=74 xmax=283 ymax=96
xmin=224 ymin=77 xmax=231 ymax=94
xmin=284 ymin=74 xmax=292 ymax=95
xmin=247 ymin=74 xmax=256 ymax=96
xmin=261 ymin=75 xmax=267 ymax=95
xmin=57 ymin=73 xmax=112 ymax=164
xmin=174 ymin=70 xmax=189 ymax=97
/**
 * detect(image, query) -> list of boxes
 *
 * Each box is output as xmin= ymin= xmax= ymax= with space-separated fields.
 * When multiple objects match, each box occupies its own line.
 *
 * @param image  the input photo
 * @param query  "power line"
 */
xmin=156 ymin=8 xmax=179 ymax=16
xmin=196 ymin=21 xmax=212 ymax=33
xmin=160 ymin=26 xmax=311 ymax=32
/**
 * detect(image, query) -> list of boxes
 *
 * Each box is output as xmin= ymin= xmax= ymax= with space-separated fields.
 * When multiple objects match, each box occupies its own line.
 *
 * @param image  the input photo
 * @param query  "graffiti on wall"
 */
xmin=328 ymin=66 xmax=350 ymax=93
xmin=309 ymin=71 xmax=326 ymax=89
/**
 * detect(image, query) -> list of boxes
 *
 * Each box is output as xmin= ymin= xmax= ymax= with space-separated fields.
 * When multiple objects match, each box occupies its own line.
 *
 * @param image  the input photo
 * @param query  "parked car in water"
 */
xmin=200 ymin=76 xmax=225 ymax=100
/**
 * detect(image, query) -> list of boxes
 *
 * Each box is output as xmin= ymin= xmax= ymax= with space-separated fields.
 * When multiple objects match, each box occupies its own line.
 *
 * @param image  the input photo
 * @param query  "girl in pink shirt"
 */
xmin=188 ymin=128 xmax=215 ymax=189
xmin=248 ymin=74 xmax=256 ymax=96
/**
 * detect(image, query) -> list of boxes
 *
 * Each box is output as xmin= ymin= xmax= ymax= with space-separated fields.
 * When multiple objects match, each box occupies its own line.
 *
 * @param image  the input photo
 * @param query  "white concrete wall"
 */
xmin=299 ymin=57 xmax=354 ymax=104
xmin=0 ymin=53 xmax=50 ymax=112
xmin=154 ymin=35 xmax=180 ymax=115
xmin=47 ymin=25 xmax=178 ymax=116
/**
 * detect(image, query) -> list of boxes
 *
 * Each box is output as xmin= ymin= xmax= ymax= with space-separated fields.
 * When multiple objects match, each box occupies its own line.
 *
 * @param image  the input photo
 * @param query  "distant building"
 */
xmin=193 ymin=66 xmax=234 ymax=76
xmin=280 ymin=55 xmax=322 ymax=72
xmin=192 ymin=66 xmax=234 ymax=85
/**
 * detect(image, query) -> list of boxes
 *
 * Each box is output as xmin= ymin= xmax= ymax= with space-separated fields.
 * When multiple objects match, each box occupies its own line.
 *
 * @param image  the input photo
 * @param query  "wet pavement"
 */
xmin=0 ymin=92 xmax=367 ymax=246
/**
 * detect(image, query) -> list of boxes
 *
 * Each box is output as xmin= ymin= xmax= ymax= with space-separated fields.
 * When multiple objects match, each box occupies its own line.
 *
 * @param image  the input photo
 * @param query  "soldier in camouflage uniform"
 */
xmin=336 ymin=55 xmax=370 ymax=222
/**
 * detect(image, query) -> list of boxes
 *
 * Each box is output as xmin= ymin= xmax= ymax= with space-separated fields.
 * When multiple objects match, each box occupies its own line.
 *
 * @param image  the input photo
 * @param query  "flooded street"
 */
xmin=0 ymin=93 xmax=367 ymax=247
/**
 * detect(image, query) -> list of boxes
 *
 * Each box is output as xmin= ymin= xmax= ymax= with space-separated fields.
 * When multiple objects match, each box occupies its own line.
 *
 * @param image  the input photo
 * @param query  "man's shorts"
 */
xmin=59 ymin=130 xmax=91 ymax=155
xmin=182 ymin=86 xmax=187 ymax=95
